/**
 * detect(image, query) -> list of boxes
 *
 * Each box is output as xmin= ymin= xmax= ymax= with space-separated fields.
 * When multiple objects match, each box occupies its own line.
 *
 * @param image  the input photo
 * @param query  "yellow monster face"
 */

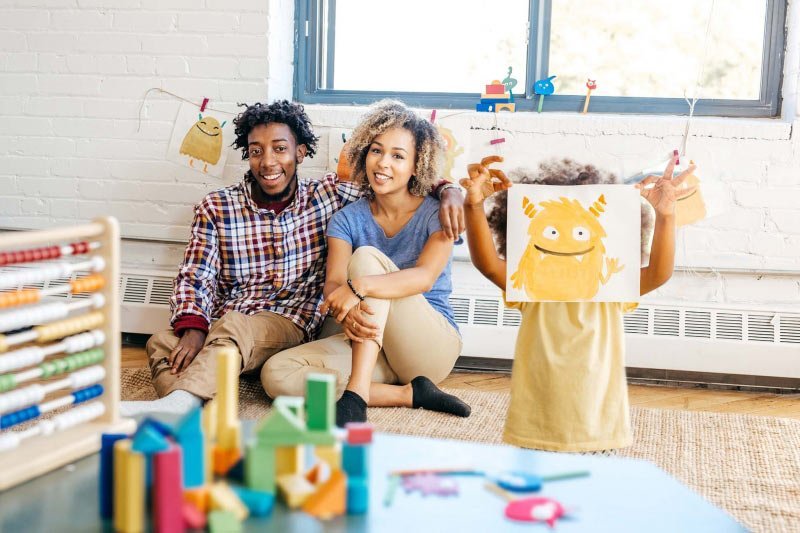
xmin=179 ymin=114 xmax=226 ymax=167
xmin=513 ymin=194 xmax=621 ymax=301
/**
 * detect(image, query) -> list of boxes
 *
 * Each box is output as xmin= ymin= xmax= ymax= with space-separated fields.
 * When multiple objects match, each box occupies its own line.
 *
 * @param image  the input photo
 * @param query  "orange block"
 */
xmin=184 ymin=486 xmax=210 ymax=514
xmin=213 ymin=446 xmax=241 ymax=476
xmin=301 ymin=470 xmax=346 ymax=520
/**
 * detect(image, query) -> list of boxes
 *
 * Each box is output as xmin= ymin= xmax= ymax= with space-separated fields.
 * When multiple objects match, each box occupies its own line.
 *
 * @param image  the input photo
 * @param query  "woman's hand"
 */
xmin=320 ymin=283 xmax=362 ymax=323
xmin=342 ymin=302 xmax=380 ymax=343
xmin=438 ymin=186 xmax=466 ymax=240
xmin=637 ymin=155 xmax=697 ymax=217
xmin=459 ymin=155 xmax=512 ymax=207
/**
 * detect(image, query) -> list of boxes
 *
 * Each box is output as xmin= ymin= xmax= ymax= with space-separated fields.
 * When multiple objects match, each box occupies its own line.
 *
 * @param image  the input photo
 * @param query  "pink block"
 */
xmin=345 ymin=422 xmax=373 ymax=444
xmin=154 ymin=445 xmax=185 ymax=533
xmin=182 ymin=502 xmax=207 ymax=530
xmin=485 ymin=84 xmax=505 ymax=94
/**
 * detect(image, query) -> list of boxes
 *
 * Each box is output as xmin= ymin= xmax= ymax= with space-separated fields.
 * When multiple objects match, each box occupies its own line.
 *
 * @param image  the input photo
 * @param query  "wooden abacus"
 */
xmin=0 ymin=217 xmax=135 ymax=490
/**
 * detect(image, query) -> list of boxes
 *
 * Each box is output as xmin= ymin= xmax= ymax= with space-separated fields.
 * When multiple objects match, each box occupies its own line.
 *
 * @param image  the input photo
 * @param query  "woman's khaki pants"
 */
xmin=261 ymin=246 xmax=462 ymax=398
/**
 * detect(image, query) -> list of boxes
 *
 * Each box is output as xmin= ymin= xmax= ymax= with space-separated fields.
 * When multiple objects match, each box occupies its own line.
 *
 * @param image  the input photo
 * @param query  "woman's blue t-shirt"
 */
xmin=327 ymin=196 xmax=458 ymax=332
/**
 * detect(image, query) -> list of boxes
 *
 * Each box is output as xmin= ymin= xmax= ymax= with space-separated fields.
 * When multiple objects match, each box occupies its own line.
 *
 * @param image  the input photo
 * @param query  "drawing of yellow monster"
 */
xmin=511 ymin=194 xmax=624 ymax=301
xmin=180 ymin=114 xmax=226 ymax=173
xmin=437 ymin=124 xmax=464 ymax=182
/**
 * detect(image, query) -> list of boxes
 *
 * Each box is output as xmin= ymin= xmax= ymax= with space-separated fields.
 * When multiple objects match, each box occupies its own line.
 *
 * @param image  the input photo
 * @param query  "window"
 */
xmin=295 ymin=0 xmax=786 ymax=117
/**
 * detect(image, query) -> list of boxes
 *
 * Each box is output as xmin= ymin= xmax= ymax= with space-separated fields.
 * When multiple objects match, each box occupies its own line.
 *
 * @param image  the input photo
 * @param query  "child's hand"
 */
xmin=637 ymin=154 xmax=697 ymax=217
xmin=459 ymin=156 xmax=512 ymax=206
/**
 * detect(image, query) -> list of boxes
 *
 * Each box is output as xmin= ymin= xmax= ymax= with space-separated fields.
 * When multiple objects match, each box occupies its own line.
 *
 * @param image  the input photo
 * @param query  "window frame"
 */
xmin=294 ymin=0 xmax=787 ymax=117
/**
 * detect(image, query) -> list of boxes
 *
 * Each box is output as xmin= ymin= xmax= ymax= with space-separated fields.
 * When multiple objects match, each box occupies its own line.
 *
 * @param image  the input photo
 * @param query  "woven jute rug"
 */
xmin=122 ymin=368 xmax=800 ymax=532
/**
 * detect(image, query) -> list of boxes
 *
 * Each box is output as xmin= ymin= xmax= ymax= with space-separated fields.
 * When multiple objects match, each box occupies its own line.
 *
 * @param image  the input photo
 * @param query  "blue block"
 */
xmin=347 ymin=476 xmax=368 ymax=515
xmin=99 ymin=433 xmax=128 ymax=520
xmin=342 ymin=444 xmax=368 ymax=478
xmin=476 ymin=103 xmax=494 ymax=112
xmin=175 ymin=408 xmax=205 ymax=488
xmin=131 ymin=424 xmax=170 ymax=454
xmin=231 ymin=486 xmax=275 ymax=517
xmin=140 ymin=417 xmax=174 ymax=438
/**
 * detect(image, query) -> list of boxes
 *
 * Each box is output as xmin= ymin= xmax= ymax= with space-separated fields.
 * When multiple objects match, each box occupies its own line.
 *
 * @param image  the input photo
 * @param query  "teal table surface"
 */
xmin=0 ymin=432 xmax=745 ymax=533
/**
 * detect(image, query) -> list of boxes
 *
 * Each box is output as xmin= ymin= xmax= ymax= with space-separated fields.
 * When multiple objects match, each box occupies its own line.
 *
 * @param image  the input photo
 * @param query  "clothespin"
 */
xmin=430 ymin=109 xmax=437 ymax=124
xmin=200 ymin=98 xmax=209 ymax=113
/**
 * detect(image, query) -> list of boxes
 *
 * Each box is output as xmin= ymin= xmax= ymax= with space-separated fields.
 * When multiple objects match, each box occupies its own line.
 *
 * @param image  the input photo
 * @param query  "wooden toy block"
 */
xmin=209 ymin=481 xmax=249 ymax=521
xmin=153 ymin=445 xmax=184 ymax=533
xmin=345 ymin=422 xmax=373 ymax=445
xmin=301 ymin=469 xmax=347 ymax=520
xmin=99 ymin=433 xmax=127 ymax=520
xmin=342 ymin=443 xmax=368 ymax=478
xmin=216 ymin=349 xmax=241 ymax=449
xmin=208 ymin=510 xmax=242 ymax=533
xmin=175 ymin=407 xmax=205 ymax=489
xmin=254 ymin=397 xmax=306 ymax=445
xmin=183 ymin=486 xmax=210 ymax=514
xmin=495 ymin=102 xmax=516 ymax=112
xmin=315 ymin=444 xmax=341 ymax=469
xmin=113 ymin=439 xmax=145 ymax=533
xmin=486 ymin=82 xmax=505 ymax=94
xmin=181 ymin=502 xmax=207 ymax=530
xmin=346 ymin=475 xmax=369 ymax=515
xmin=275 ymin=445 xmax=304 ymax=476
xmin=231 ymin=486 xmax=276 ymax=517
xmin=202 ymin=398 xmax=217 ymax=437
xmin=132 ymin=423 xmax=170 ymax=454
xmin=276 ymin=473 xmax=316 ymax=509
xmin=305 ymin=461 xmax=332 ymax=486
xmin=212 ymin=445 xmax=242 ymax=476
xmin=245 ymin=443 xmax=276 ymax=494
xmin=140 ymin=417 xmax=173 ymax=438
xmin=306 ymin=373 xmax=335 ymax=431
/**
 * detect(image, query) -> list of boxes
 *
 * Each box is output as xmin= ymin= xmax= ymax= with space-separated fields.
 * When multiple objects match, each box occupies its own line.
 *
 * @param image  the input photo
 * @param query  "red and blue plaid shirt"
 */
xmin=170 ymin=173 xmax=361 ymax=340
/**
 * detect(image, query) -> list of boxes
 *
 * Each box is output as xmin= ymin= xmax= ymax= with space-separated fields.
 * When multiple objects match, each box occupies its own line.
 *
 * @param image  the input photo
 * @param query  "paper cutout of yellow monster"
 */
xmin=511 ymin=194 xmax=624 ymax=301
xmin=180 ymin=114 xmax=226 ymax=173
xmin=437 ymin=124 xmax=464 ymax=182
xmin=675 ymin=172 xmax=706 ymax=227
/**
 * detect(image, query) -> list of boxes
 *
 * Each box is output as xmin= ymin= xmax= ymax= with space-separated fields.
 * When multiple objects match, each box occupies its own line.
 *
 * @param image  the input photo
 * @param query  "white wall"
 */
xmin=0 ymin=0 xmax=798 ymax=308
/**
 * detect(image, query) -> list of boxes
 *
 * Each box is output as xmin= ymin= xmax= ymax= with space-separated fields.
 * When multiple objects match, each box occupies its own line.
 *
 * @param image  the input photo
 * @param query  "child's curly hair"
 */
xmin=345 ymin=100 xmax=444 ymax=197
xmin=487 ymin=158 xmax=655 ymax=264
xmin=232 ymin=100 xmax=319 ymax=159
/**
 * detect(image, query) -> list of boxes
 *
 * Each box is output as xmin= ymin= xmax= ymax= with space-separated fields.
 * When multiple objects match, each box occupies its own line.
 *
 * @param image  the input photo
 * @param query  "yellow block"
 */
xmin=275 ymin=445 xmax=304 ymax=476
xmin=315 ymin=444 xmax=341 ymax=469
xmin=113 ymin=439 xmax=145 ymax=533
xmin=276 ymin=473 xmax=316 ymax=509
xmin=209 ymin=481 xmax=249 ymax=521
xmin=216 ymin=349 xmax=240 ymax=447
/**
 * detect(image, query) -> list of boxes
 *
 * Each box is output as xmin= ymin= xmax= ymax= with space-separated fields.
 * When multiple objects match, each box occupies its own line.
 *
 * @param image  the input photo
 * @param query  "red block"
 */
xmin=154 ymin=445 xmax=185 ymax=533
xmin=345 ymin=422 xmax=373 ymax=445
xmin=182 ymin=502 xmax=207 ymax=530
xmin=485 ymin=83 xmax=505 ymax=94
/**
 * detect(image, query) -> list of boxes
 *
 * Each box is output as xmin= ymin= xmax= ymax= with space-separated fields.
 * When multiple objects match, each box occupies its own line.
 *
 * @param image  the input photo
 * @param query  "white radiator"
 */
xmin=3 ymin=263 xmax=799 ymax=378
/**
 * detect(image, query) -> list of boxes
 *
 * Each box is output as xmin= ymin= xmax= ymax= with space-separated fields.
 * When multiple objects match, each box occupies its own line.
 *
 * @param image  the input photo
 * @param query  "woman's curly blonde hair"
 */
xmin=345 ymin=100 xmax=444 ymax=198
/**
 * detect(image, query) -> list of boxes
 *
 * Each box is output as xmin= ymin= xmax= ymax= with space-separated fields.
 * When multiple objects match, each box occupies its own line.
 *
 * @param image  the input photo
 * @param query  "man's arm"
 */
xmin=168 ymin=202 xmax=221 ymax=373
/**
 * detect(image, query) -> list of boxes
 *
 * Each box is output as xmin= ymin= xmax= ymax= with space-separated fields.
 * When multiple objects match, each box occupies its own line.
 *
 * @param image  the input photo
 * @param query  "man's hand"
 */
xmin=459 ymin=155 xmax=512 ymax=207
xmin=439 ymin=186 xmax=466 ymax=240
xmin=169 ymin=328 xmax=206 ymax=374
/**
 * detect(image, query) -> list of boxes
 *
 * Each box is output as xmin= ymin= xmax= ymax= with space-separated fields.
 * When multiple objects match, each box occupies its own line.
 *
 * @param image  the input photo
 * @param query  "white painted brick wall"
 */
xmin=0 ymin=0 xmax=798 ymax=308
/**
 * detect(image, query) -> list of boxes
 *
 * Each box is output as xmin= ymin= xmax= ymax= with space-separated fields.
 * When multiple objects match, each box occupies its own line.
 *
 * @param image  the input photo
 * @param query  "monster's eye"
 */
xmin=572 ymin=226 xmax=590 ymax=241
xmin=542 ymin=226 xmax=559 ymax=240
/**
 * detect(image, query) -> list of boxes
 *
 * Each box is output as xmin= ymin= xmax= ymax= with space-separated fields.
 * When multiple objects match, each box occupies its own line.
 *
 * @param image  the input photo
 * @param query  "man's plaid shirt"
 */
xmin=170 ymin=173 xmax=361 ymax=340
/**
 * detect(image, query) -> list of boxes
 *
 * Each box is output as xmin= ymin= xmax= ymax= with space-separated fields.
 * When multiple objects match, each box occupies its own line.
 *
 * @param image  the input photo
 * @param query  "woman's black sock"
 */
xmin=336 ymin=389 xmax=368 ymax=427
xmin=411 ymin=376 xmax=471 ymax=417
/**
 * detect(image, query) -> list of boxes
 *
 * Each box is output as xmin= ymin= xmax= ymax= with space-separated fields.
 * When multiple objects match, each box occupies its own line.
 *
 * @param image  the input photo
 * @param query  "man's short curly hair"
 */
xmin=345 ymin=100 xmax=444 ymax=197
xmin=232 ymin=100 xmax=319 ymax=160
xmin=486 ymin=158 xmax=655 ymax=264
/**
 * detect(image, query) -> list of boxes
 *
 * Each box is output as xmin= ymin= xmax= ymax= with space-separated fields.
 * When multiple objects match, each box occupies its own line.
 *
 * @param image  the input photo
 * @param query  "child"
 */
xmin=263 ymin=100 xmax=470 ymax=426
xmin=459 ymin=154 xmax=694 ymax=451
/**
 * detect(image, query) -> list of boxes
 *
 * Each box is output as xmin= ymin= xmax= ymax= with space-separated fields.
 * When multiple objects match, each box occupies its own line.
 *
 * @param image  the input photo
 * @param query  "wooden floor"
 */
xmin=122 ymin=346 xmax=800 ymax=420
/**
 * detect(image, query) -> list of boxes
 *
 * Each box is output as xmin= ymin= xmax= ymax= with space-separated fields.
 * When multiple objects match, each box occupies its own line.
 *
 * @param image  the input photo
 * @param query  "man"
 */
xmin=121 ymin=100 xmax=464 ymax=416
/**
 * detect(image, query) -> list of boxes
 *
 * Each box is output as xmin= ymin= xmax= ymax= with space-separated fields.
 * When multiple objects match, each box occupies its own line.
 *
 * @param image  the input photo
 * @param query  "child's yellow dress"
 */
xmin=502 ymin=300 xmax=635 ymax=452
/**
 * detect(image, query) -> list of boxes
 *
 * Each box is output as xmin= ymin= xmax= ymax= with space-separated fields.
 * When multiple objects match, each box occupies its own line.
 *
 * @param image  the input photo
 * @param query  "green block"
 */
xmin=208 ymin=510 xmax=241 ymax=533
xmin=245 ymin=443 xmax=275 ymax=494
xmin=306 ymin=373 xmax=335 ymax=431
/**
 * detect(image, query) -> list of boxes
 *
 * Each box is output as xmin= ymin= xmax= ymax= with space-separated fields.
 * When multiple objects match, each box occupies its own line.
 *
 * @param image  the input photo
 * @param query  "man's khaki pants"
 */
xmin=261 ymin=246 xmax=462 ymax=399
xmin=146 ymin=310 xmax=305 ymax=400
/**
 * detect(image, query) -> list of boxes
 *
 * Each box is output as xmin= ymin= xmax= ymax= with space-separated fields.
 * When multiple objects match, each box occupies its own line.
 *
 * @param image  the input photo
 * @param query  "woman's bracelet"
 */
xmin=347 ymin=278 xmax=366 ymax=301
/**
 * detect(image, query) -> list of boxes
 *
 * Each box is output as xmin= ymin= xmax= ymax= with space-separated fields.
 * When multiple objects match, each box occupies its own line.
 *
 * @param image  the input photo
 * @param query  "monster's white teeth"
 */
xmin=575 ymin=254 xmax=584 ymax=263
xmin=540 ymin=253 xmax=547 ymax=261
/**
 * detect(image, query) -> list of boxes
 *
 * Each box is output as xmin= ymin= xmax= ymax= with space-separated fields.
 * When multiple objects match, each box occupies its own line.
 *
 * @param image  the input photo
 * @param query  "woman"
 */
xmin=262 ymin=100 xmax=469 ymax=426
